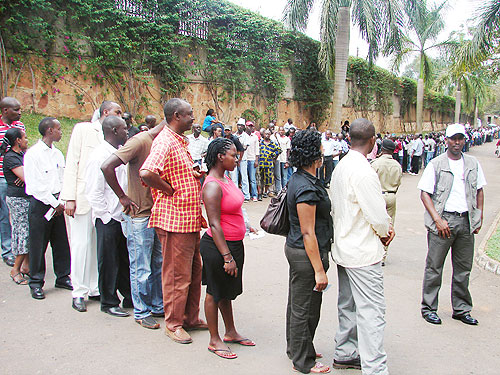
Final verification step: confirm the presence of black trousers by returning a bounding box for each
[95,218,131,309]
[320,155,334,186]
[28,197,71,289]
[411,155,421,174]
[285,245,329,373]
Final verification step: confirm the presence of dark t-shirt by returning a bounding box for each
[3,149,28,197]
[286,169,333,253]
[228,134,244,152]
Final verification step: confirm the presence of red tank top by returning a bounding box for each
[203,175,246,241]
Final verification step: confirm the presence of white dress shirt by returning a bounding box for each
[24,140,65,208]
[273,134,291,163]
[187,133,208,161]
[331,149,391,268]
[85,141,128,224]
[244,133,260,161]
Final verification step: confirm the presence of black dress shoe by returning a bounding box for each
[2,254,15,267]
[31,287,45,300]
[55,279,73,290]
[72,297,87,312]
[102,306,130,317]
[333,357,361,370]
[422,311,442,324]
[88,295,100,301]
[452,313,478,325]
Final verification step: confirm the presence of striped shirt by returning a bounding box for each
[0,119,25,178]
[141,126,202,233]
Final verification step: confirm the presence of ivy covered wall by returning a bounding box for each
[0,0,455,131]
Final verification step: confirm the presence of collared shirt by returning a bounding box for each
[187,133,208,161]
[371,154,403,193]
[85,141,128,224]
[321,138,340,158]
[0,119,25,178]
[141,126,202,233]
[331,149,391,268]
[339,139,349,153]
[273,134,291,163]
[24,140,65,208]
[412,139,424,156]
[243,132,260,161]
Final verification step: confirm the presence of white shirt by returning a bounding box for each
[417,156,486,213]
[273,134,291,163]
[412,139,424,156]
[187,133,208,161]
[85,141,128,224]
[243,133,260,161]
[24,140,65,208]
[331,150,391,268]
[284,122,293,132]
[234,132,249,160]
[427,138,436,153]
[322,138,340,158]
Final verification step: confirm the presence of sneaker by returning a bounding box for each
[252,197,258,202]
[136,315,160,329]
[332,357,361,370]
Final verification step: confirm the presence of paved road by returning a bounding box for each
[1,141,499,375]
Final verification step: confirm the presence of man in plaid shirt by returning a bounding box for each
[140,98,207,344]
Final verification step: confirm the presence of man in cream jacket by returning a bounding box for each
[61,101,123,312]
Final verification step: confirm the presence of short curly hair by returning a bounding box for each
[289,130,322,168]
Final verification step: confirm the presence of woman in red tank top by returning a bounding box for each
[201,138,255,360]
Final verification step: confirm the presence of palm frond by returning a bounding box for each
[318,0,341,76]
[351,0,382,62]
[282,0,317,31]
[381,0,405,57]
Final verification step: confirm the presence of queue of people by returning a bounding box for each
[0,95,494,374]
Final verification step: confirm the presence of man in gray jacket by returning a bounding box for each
[417,123,486,326]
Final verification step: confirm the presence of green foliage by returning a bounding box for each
[241,108,263,128]
[486,222,500,262]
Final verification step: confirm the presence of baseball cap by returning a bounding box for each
[245,121,254,127]
[446,123,466,138]
[224,124,232,131]
[237,118,245,125]
[381,139,396,152]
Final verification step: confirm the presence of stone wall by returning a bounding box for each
[6,54,453,133]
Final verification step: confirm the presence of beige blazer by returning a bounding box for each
[60,120,104,215]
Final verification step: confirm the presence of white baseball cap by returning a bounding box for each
[237,118,245,125]
[445,123,466,138]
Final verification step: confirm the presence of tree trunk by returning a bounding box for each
[416,78,424,132]
[329,6,350,131]
[473,98,478,128]
[454,90,461,124]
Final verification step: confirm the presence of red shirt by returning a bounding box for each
[203,175,245,241]
[141,126,202,233]
[0,119,25,178]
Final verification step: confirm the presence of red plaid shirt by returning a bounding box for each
[141,126,202,233]
[0,119,25,178]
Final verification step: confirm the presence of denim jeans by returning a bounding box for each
[274,162,289,192]
[246,160,257,199]
[240,160,250,200]
[425,151,434,166]
[122,214,163,319]
[0,177,12,257]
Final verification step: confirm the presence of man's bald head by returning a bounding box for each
[0,97,20,110]
[163,98,190,123]
[145,115,157,128]
[102,116,128,146]
[99,101,122,118]
[0,97,21,124]
[349,118,375,146]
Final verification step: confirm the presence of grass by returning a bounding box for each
[21,112,79,156]
[486,224,500,262]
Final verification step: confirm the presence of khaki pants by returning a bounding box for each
[155,229,202,331]
[382,193,397,262]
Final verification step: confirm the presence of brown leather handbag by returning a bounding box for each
[260,187,289,236]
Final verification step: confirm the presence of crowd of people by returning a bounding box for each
[0,95,495,374]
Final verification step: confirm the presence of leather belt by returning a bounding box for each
[444,211,468,217]
[382,191,397,194]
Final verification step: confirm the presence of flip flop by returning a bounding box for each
[208,346,237,359]
[10,272,28,285]
[223,338,256,346]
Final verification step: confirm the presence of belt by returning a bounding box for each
[382,191,397,194]
[323,155,334,158]
[444,211,468,217]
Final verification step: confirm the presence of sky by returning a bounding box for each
[226,0,484,71]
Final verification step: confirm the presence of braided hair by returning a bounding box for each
[289,129,322,168]
[205,137,234,171]
[0,127,23,156]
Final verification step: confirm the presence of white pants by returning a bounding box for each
[335,262,389,375]
[69,212,99,298]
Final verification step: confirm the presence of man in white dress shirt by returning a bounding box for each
[85,116,131,317]
[320,130,341,187]
[330,118,394,374]
[61,101,123,313]
[25,117,72,300]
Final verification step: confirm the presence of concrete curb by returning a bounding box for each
[475,209,500,276]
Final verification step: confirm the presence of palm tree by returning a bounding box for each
[390,0,451,132]
[283,0,402,129]
[455,0,500,73]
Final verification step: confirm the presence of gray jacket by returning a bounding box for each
[424,153,482,234]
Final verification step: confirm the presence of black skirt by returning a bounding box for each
[200,233,244,303]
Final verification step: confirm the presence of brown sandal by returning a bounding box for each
[10,272,28,285]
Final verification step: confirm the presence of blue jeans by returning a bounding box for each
[122,214,163,320]
[425,152,434,166]
[0,178,12,257]
[246,160,257,199]
[240,160,250,200]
